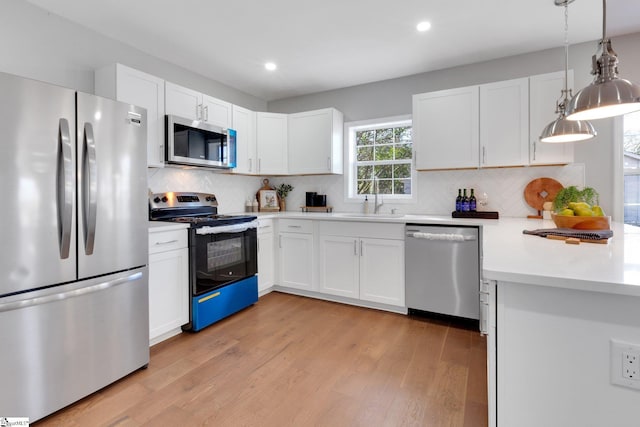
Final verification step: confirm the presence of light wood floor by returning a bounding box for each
[36,292,487,427]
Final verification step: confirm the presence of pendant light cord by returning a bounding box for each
[563,2,569,96]
[602,0,607,41]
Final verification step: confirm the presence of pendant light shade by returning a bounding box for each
[540,116,596,143]
[566,0,640,120]
[540,0,596,143]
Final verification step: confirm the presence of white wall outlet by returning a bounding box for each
[623,351,639,380]
[611,339,640,391]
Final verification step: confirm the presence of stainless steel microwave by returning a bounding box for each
[165,114,236,169]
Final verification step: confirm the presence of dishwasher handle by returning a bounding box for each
[406,231,477,241]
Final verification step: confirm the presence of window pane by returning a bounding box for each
[394,144,412,160]
[375,128,393,145]
[394,127,412,143]
[624,175,640,226]
[357,146,373,161]
[375,145,393,161]
[357,180,373,195]
[374,164,393,179]
[377,179,392,194]
[394,179,411,195]
[351,121,413,199]
[357,165,373,180]
[394,164,411,179]
[356,130,374,146]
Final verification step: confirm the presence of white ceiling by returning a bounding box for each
[25,0,640,101]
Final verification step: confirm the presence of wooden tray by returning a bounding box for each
[301,206,333,213]
[452,211,499,219]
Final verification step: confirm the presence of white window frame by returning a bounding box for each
[343,115,417,205]
[615,112,640,225]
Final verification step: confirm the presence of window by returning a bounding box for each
[345,116,414,202]
[623,111,640,226]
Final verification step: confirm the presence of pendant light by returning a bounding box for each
[540,0,596,143]
[565,0,640,121]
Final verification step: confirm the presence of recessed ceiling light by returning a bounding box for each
[416,21,431,32]
[265,62,277,71]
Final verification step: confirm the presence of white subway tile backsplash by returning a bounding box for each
[148,164,584,217]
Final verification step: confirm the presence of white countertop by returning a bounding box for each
[149,211,640,297]
[242,211,640,297]
[148,221,190,232]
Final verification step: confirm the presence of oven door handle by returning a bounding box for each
[195,220,259,235]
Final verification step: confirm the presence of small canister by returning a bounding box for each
[313,194,327,207]
[306,192,317,207]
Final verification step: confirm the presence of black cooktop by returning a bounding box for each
[149,191,256,228]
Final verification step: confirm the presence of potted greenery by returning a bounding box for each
[276,183,294,211]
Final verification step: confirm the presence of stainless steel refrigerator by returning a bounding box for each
[0,71,149,422]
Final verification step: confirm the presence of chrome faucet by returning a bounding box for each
[373,177,384,214]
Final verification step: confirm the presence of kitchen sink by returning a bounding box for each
[332,213,405,219]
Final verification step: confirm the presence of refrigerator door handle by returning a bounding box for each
[82,122,98,255]
[0,271,143,314]
[57,118,73,259]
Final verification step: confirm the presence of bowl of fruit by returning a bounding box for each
[551,186,610,230]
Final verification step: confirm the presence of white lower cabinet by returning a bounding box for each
[148,227,189,346]
[317,222,405,308]
[257,219,274,294]
[278,220,314,291]
[318,235,360,298]
[359,238,404,306]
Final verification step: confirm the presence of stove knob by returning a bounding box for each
[161,196,168,203]
[153,197,161,203]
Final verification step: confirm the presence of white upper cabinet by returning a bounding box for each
[94,63,166,168]
[413,72,574,170]
[165,81,232,129]
[413,86,480,170]
[232,105,257,175]
[529,70,575,165]
[288,108,344,175]
[256,112,288,175]
[480,77,529,167]
[165,81,201,120]
[202,94,233,129]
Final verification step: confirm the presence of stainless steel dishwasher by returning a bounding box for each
[405,224,480,320]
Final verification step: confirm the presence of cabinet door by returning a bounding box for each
[480,78,529,167]
[232,105,257,174]
[359,238,404,306]
[95,64,166,168]
[288,108,343,175]
[256,112,288,174]
[278,232,313,290]
[413,86,479,170]
[202,94,232,128]
[165,81,202,120]
[148,248,189,345]
[529,71,575,165]
[318,235,359,298]
[257,231,274,292]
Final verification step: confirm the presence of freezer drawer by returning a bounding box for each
[0,268,149,422]
[405,225,480,320]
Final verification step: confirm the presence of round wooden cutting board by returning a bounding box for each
[524,177,564,218]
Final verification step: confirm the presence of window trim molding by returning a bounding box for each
[614,116,624,223]
[343,114,416,205]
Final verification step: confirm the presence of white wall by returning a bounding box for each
[269,32,640,216]
[0,0,267,111]
[4,0,639,216]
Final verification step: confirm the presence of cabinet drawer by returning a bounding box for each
[278,219,313,234]
[258,218,274,234]
[149,229,188,254]
[319,221,403,240]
